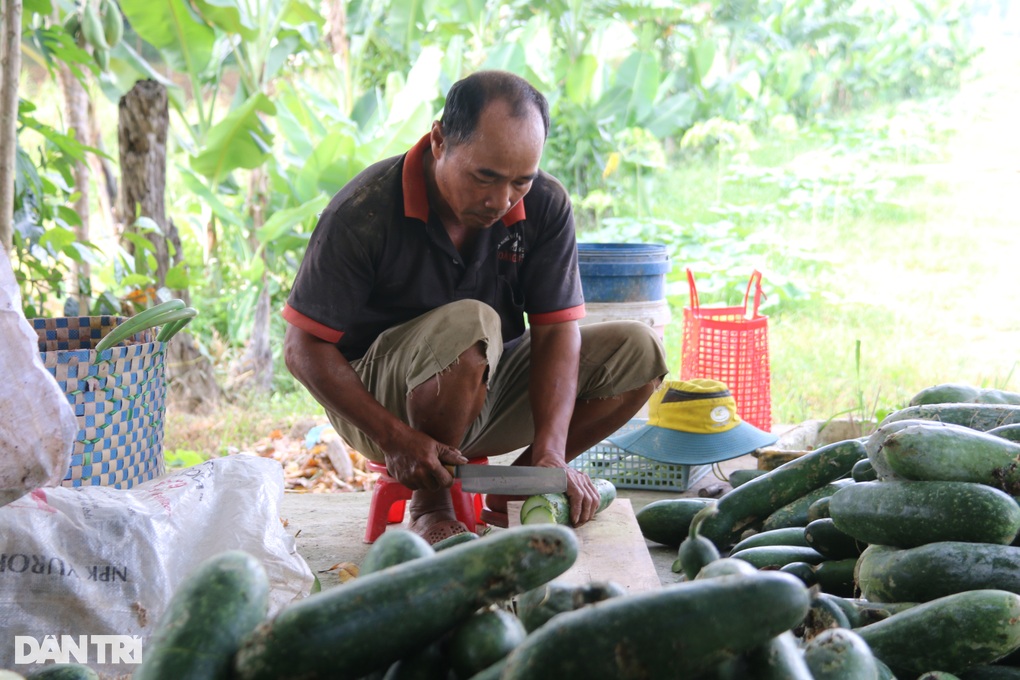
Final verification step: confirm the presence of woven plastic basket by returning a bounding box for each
[680,269,772,432]
[32,316,167,489]
[568,419,713,492]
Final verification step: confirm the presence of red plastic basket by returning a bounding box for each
[679,269,772,432]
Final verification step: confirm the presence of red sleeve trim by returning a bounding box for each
[528,304,586,326]
[282,304,344,343]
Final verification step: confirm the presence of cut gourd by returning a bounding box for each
[519,479,616,526]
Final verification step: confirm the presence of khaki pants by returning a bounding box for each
[327,300,668,462]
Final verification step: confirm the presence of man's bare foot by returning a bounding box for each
[482,493,527,515]
[481,493,528,528]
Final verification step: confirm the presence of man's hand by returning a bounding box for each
[531,453,599,527]
[563,466,600,526]
[382,426,468,491]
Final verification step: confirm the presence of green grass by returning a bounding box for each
[165,386,322,457]
[649,38,1020,425]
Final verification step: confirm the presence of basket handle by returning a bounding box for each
[686,268,700,311]
[743,270,765,319]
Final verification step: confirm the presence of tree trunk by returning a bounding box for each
[118,79,220,411]
[325,0,349,66]
[324,0,352,113]
[228,168,273,395]
[228,283,273,395]
[118,79,174,290]
[0,0,23,253]
[165,332,222,412]
[56,57,91,311]
[88,96,118,233]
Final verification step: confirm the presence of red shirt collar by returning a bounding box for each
[402,133,527,227]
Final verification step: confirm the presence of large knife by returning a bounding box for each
[444,465,568,494]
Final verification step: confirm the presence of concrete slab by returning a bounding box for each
[280,452,759,590]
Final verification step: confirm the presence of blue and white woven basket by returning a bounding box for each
[32,316,167,489]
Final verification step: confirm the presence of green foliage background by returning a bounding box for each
[13,0,996,430]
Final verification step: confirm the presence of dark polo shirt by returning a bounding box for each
[283,134,586,361]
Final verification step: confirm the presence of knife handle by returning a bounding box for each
[443,465,459,477]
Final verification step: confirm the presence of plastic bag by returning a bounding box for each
[0,454,315,678]
[0,248,77,505]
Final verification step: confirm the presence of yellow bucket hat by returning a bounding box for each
[608,379,777,465]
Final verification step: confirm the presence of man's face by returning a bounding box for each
[431,99,545,230]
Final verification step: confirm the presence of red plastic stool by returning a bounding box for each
[364,457,489,543]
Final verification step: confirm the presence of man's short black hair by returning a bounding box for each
[439,70,550,147]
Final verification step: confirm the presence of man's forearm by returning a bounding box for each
[527,321,581,462]
[283,325,407,451]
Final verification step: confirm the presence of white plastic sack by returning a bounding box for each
[0,247,77,505]
[0,454,315,678]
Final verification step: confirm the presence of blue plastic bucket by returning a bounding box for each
[577,243,671,303]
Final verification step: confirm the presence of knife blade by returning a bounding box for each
[444,465,568,494]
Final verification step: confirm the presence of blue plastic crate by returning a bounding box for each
[569,419,712,492]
